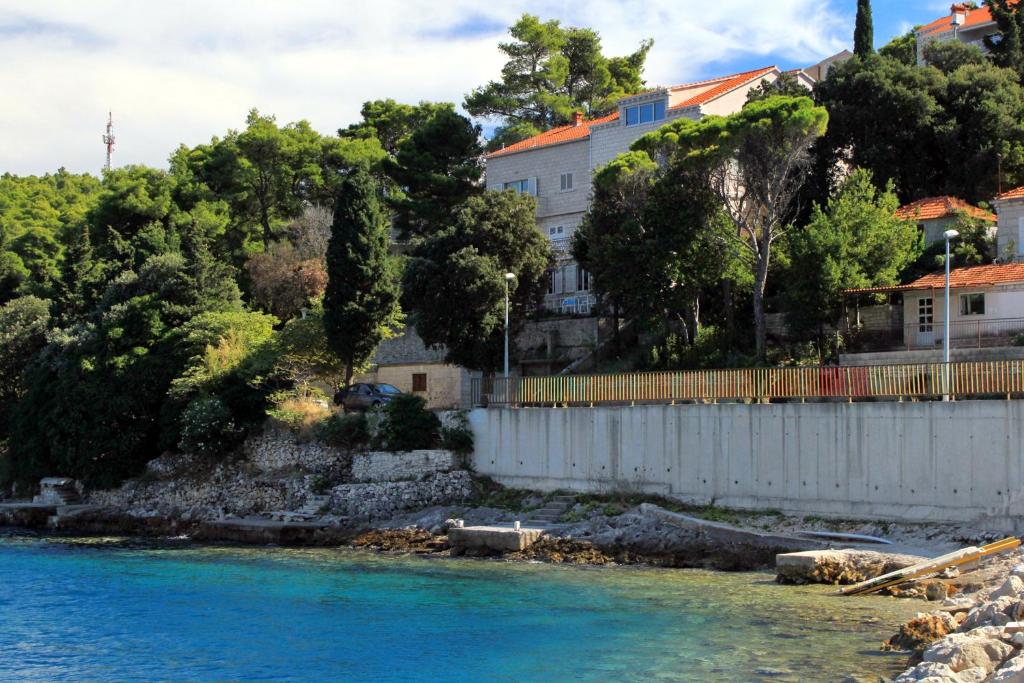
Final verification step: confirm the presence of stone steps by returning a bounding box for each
[298,494,332,516]
[525,495,576,526]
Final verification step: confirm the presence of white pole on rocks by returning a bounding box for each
[943,229,959,401]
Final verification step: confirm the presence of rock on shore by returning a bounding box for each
[892,554,1024,682]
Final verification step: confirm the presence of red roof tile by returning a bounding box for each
[844,263,1024,294]
[486,66,777,159]
[486,112,618,158]
[996,186,1024,201]
[895,196,996,222]
[918,3,1001,36]
[669,66,777,110]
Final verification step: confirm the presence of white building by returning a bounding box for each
[916,3,1001,65]
[994,185,1024,261]
[484,65,788,314]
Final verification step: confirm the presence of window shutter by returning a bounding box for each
[527,177,538,196]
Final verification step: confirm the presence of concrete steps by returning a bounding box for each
[525,494,575,526]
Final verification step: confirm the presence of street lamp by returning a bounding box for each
[504,272,516,379]
[943,229,960,399]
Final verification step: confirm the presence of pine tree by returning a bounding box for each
[58,224,100,320]
[322,169,401,385]
[985,0,1024,78]
[854,0,874,58]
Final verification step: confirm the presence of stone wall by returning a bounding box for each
[469,400,1024,528]
[327,471,473,520]
[352,450,459,483]
[243,428,347,474]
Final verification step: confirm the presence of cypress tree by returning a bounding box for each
[854,0,874,58]
[323,168,400,385]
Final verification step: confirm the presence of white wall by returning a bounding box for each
[903,286,1024,342]
[469,401,1024,528]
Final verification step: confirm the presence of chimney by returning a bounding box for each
[572,111,584,127]
[951,3,968,26]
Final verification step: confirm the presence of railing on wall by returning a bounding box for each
[471,361,1024,407]
[845,317,1024,352]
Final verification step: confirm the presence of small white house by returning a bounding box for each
[895,196,996,247]
[993,186,1024,261]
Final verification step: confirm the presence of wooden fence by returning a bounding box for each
[470,361,1024,407]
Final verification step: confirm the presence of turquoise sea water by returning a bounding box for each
[0,537,918,682]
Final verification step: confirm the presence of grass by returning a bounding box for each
[468,476,542,512]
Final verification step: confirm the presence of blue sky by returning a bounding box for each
[0,1,958,175]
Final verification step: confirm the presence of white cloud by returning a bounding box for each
[0,0,850,176]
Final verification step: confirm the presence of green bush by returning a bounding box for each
[178,396,240,457]
[440,411,474,455]
[1013,333,1024,347]
[314,412,369,450]
[379,394,440,451]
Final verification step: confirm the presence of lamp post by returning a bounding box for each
[943,229,960,399]
[504,272,516,380]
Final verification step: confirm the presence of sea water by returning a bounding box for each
[0,536,920,682]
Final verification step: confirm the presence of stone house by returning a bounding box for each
[355,328,474,410]
[916,2,1002,65]
[895,196,996,247]
[994,186,1024,261]
[483,65,789,315]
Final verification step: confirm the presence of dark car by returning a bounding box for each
[333,382,403,411]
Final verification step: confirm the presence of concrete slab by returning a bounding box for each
[776,548,927,585]
[448,525,546,552]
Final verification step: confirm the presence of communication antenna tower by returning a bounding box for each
[102,112,115,171]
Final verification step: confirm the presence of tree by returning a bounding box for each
[322,169,401,385]
[464,14,652,149]
[637,96,829,360]
[814,53,1024,205]
[985,0,1024,78]
[403,191,552,371]
[340,100,451,157]
[903,210,997,281]
[0,296,50,439]
[854,0,874,58]
[746,73,809,104]
[879,29,918,66]
[573,151,737,349]
[245,242,327,321]
[784,169,919,343]
[386,108,484,240]
[923,40,987,74]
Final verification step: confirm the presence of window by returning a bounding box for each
[560,172,573,192]
[918,298,934,332]
[548,225,564,236]
[577,267,591,292]
[412,373,427,392]
[503,179,529,193]
[1018,217,1024,255]
[960,293,985,316]
[624,100,666,127]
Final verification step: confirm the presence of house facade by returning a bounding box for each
[994,186,1024,260]
[355,328,474,409]
[895,196,996,247]
[841,263,1024,365]
[484,65,786,314]
[916,3,1001,65]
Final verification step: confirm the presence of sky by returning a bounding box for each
[0,0,957,176]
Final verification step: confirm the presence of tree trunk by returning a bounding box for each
[722,279,735,347]
[344,362,354,388]
[612,302,621,355]
[752,243,772,362]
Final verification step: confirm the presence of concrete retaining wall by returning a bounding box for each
[352,450,458,483]
[469,401,1024,528]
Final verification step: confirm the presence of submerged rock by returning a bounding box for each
[505,538,614,565]
[349,528,448,553]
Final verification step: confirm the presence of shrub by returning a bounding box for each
[379,394,440,451]
[314,412,369,450]
[440,411,474,455]
[178,396,241,457]
[267,389,332,440]
[1013,333,1024,347]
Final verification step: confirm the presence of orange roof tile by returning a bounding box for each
[486,66,777,159]
[669,66,777,110]
[917,3,1003,36]
[996,186,1024,201]
[486,112,618,158]
[895,196,996,222]
[844,263,1024,295]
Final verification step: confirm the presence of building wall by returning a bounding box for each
[589,108,697,170]
[358,363,470,410]
[484,139,591,220]
[997,199,1024,260]
[902,286,1024,341]
[469,401,1024,528]
[917,24,993,65]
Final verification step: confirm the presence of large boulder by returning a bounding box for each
[989,654,1024,682]
[992,576,1024,601]
[894,661,960,682]
[921,631,1014,675]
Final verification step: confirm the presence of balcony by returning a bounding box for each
[844,318,1024,353]
[542,291,597,316]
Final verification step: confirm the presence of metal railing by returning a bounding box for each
[471,360,1024,407]
[845,318,1024,352]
